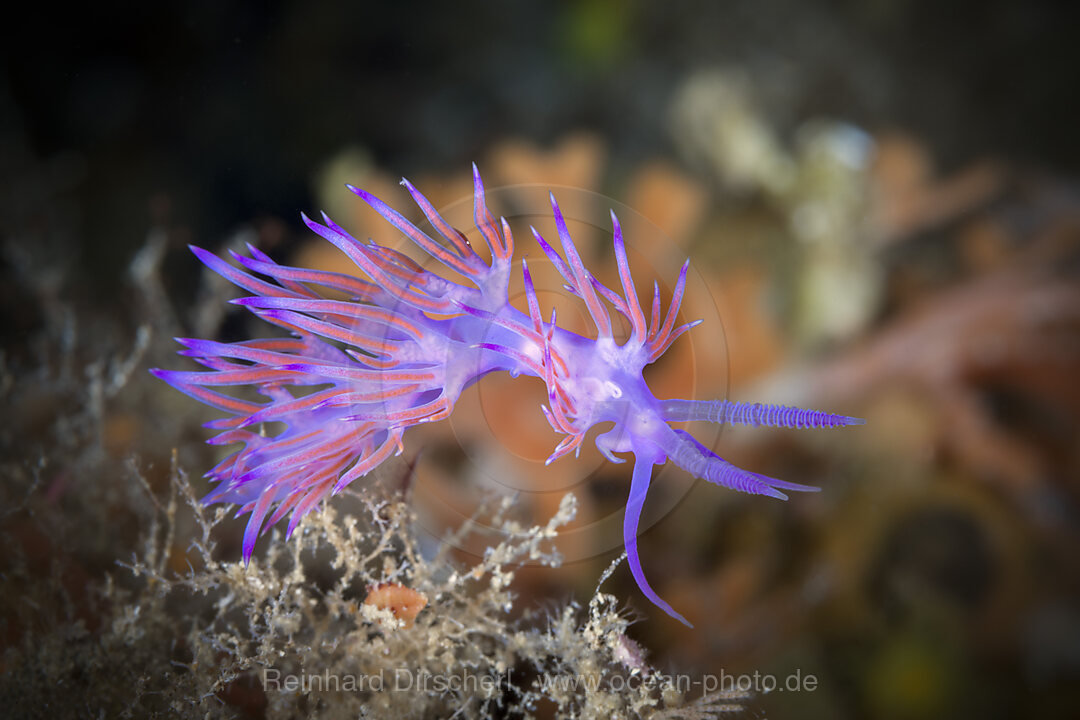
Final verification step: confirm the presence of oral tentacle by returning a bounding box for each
[625,453,692,627]
[654,425,820,499]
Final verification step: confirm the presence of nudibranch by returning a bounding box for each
[152,165,863,625]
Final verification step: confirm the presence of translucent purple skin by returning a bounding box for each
[152,165,864,625]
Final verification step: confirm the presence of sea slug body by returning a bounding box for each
[153,165,864,625]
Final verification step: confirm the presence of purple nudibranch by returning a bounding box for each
[152,165,864,625]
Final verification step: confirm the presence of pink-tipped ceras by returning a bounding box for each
[153,165,864,625]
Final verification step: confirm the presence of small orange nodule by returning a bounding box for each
[363,583,428,627]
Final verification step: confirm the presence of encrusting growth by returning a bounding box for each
[153,165,864,625]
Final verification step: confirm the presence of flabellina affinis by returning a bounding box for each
[152,165,864,625]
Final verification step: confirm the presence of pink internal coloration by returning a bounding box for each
[152,165,864,625]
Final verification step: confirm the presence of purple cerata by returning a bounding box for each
[153,165,864,625]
